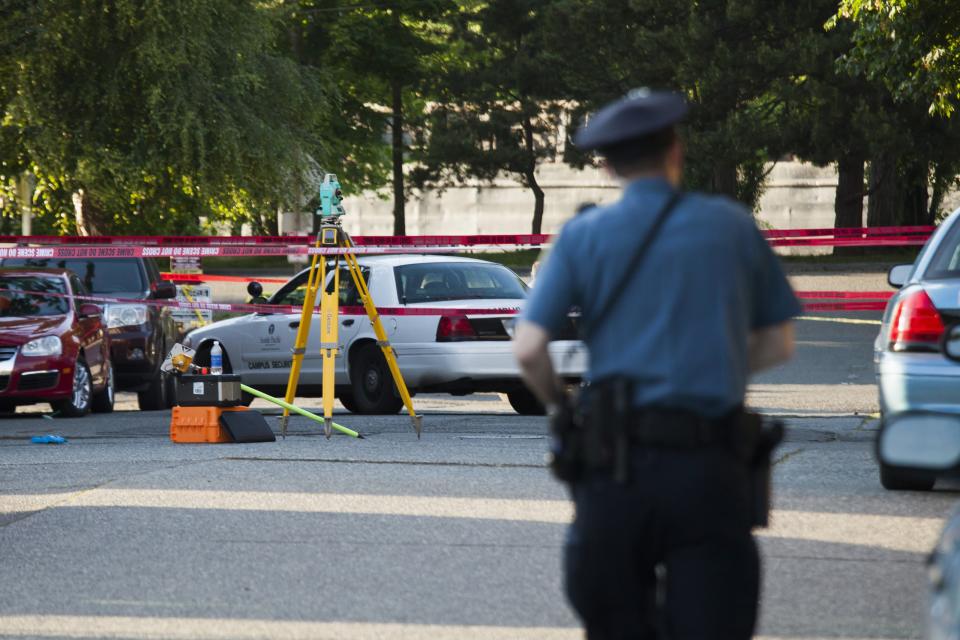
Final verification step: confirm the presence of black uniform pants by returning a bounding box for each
[564,445,759,640]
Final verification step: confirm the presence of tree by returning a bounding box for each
[288,0,457,236]
[411,0,563,234]
[833,1,960,117]
[545,0,836,210]
[776,9,880,231]
[830,0,960,226]
[1,0,331,235]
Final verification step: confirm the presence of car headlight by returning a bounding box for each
[21,336,62,357]
[105,304,148,328]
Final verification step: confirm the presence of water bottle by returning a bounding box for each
[210,341,223,376]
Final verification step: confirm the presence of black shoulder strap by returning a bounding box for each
[584,191,683,337]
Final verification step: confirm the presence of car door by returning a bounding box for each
[331,265,367,384]
[69,274,108,386]
[240,271,316,385]
[240,266,365,386]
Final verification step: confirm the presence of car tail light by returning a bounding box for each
[889,289,945,352]
[436,314,477,341]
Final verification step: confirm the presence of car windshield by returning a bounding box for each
[0,258,145,293]
[394,262,527,304]
[0,276,69,316]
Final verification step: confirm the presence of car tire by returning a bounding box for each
[0,401,16,416]
[338,392,360,413]
[91,362,115,413]
[880,463,936,491]
[137,370,168,411]
[507,389,546,415]
[53,360,93,417]
[349,344,403,414]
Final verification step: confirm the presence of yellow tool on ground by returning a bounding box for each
[279,174,421,439]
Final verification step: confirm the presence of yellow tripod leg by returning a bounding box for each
[343,248,422,437]
[319,257,339,438]
[279,250,325,438]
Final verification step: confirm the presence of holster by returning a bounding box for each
[734,411,784,529]
[549,377,784,529]
[546,396,585,483]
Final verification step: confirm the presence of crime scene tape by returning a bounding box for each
[0,234,551,248]
[0,287,521,317]
[161,273,289,284]
[0,284,889,317]
[796,290,891,312]
[763,225,934,238]
[767,237,925,247]
[0,224,935,251]
[795,291,893,300]
[0,244,536,260]
[801,301,887,311]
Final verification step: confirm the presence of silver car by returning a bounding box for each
[876,209,960,489]
[183,255,587,415]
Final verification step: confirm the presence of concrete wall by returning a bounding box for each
[279,160,960,245]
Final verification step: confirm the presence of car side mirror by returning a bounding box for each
[152,281,178,299]
[79,303,102,318]
[888,264,912,288]
[247,281,263,299]
[878,412,960,472]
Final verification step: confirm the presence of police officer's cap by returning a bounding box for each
[573,89,688,152]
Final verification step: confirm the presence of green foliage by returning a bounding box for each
[833,0,960,117]
[544,0,833,210]
[1,0,332,234]
[287,0,459,233]
[411,0,564,233]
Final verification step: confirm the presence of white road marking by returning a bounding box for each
[798,316,881,326]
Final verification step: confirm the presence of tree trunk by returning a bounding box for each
[899,162,929,226]
[391,79,405,236]
[834,154,865,229]
[930,162,951,222]
[867,154,898,227]
[71,189,105,236]
[525,170,545,235]
[521,118,545,234]
[711,162,738,198]
[833,154,866,257]
[15,172,34,235]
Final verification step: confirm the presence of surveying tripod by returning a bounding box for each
[279,175,421,439]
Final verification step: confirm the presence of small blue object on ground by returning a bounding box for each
[30,435,67,444]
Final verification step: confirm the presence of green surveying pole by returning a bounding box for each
[240,384,362,439]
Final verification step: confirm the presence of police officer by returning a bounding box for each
[513,89,801,639]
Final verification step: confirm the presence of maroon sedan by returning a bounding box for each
[0,269,113,416]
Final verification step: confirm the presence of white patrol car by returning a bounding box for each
[183,255,587,414]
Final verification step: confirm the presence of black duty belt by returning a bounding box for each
[624,407,733,449]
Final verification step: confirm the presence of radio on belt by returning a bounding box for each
[174,373,243,407]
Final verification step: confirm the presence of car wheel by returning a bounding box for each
[137,369,168,411]
[349,344,403,414]
[0,401,16,416]
[507,389,546,415]
[91,362,115,413]
[338,392,360,413]
[53,360,93,417]
[880,463,936,491]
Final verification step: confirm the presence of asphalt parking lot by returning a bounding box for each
[0,306,954,640]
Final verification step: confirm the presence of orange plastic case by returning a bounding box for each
[170,405,249,443]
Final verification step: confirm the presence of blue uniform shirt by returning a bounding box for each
[524,177,802,417]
